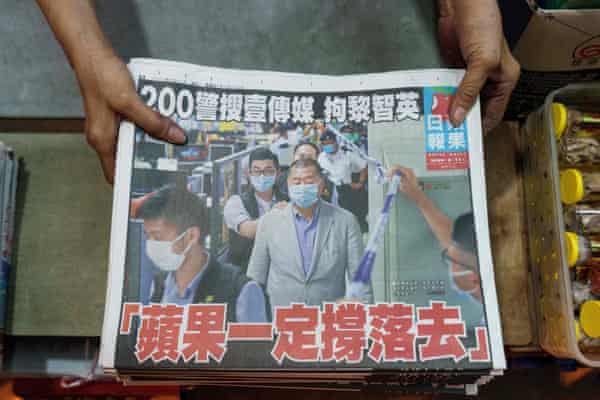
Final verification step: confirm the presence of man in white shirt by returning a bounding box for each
[317,129,368,232]
[269,122,298,169]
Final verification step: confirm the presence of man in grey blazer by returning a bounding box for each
[247,158,373,312]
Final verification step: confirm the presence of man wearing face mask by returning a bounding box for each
[137,186,268,323]
[247,159,372,312]
[318,129,369,232]
[388,165,483,306]
[224,148,287,273]
[276,142,338,205]
[445,213,482,304]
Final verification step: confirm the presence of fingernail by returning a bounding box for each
[452,106,466,127]
[168,125,187,144]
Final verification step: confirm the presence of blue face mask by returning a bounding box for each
[250,175,276,193]
[289,183,319,208]
[322,144,336,154]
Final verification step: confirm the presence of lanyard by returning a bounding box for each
[350,174,401,289]
[320,126,403,293]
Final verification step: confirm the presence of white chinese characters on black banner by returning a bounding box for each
[138,81,423,124]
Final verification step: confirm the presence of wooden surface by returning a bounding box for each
[485,122,535,347]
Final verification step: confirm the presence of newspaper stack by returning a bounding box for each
[0,143,18,368]
[100,59,505,396]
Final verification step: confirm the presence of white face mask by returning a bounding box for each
[146,229,192,271]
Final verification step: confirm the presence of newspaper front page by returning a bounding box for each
[100,59,504,383]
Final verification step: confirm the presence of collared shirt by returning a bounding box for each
[318,149,367,185]
[159,253,267,322]
[161,255,210,306]
[224,192,276,233]
[269,136,297,167]
[292,202,320,277]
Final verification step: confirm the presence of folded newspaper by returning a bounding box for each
[100,59,505,395]
[0,143,18,369]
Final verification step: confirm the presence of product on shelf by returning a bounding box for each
[564,232,600,267]
[553,103,600,140]
[560,169,600,204]
[560,138,600,166]
[553,103,600,165]
[563,204,600,234]
[580,300,600,340]
[575,320,600,353]
[572,280,593,310]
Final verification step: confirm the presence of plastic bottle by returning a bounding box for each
[560,169,600,204]
[575,319,600,353]
[553,103,600,140]
[564,232,600,268]
[580,300,600,340]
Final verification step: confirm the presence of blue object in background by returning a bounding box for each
[138,224,158,305]
[557,358,579,372]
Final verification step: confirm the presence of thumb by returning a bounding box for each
[450,61,491,127]
[115,92,187,145]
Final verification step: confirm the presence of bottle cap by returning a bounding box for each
[580,300,600,338]
[564,232,580,267]
[552,102,568,139]
[560,169,584,205]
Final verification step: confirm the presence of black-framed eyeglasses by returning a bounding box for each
[441,248,476,271]
[250,167,277,176]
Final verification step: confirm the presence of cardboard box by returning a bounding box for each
[502,1,600,118]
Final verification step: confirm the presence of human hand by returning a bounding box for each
[387,165,422,202]
[437,0,520,133]
[76,52,186,183]
[35,0,187,184]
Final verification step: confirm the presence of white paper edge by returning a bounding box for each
[466,98,506,370]
[99,70,138,370]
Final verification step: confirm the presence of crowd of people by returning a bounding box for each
[132,133,483,324]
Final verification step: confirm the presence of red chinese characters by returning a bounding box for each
[417,301,467,362]
[181,304,227,363]
[134,304,184,363]
[321,303,367,363]
[121,303,228,364]
[368,303,416,362]
[118,301,486,366]
[271,304,320,363]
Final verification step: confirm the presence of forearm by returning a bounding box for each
[36,0,115,71]
[413,191,453,249]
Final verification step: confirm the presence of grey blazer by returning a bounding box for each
[247,201,373,311]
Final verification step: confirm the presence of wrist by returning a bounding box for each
[71,40,117,78]
[412,189,428,208]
